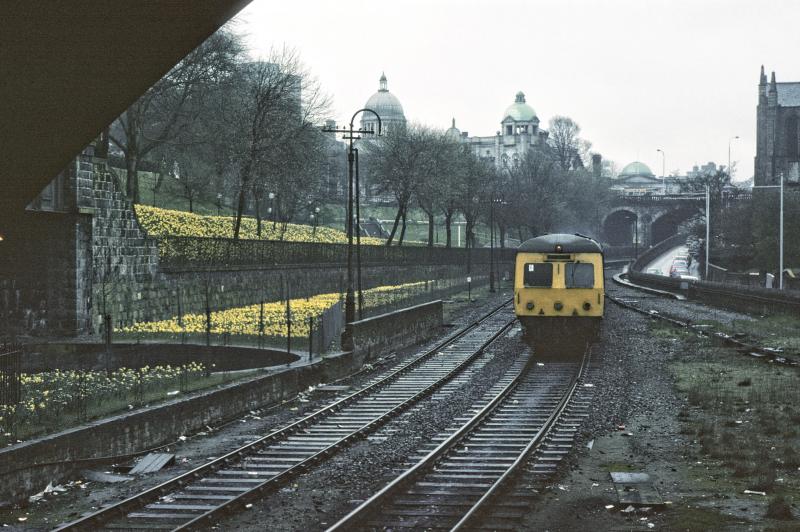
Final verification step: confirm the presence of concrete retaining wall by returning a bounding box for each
[352,300,443,361]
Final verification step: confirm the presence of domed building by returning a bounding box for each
[448,91,549,168]
[361,73,406,134]
[445,118,463,140]
[611,161,664,195]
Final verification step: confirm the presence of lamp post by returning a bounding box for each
[705,184,711,280]
[216,193,223,215]
[752,173,785,289]
[322,109,382,350]
[314,206,321,235]
[728,135,740,180]
[268,192,276,228]
[489,196,496,293]
[656,148,666,194]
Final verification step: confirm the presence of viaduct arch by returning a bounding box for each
[601,195,704,249]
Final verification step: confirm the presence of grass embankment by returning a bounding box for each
[656,321,799,526]
[711,314,800,352]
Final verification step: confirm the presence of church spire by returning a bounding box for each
[768,71,778,107]
[379,72,387,92]
[760,65,767,85]
[452,118,456,128]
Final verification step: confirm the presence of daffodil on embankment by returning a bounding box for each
[120,282,432,339]
[0,363,233,444]
[134,205,384,245]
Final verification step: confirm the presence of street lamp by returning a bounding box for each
[268,192,276,228]
[656,149,666,194]
[322,109,382,350]
[489,197,496,293]
[728,136,740,180]
[705,184,711,280]
[488,197,505,293]
[752,173,785,289]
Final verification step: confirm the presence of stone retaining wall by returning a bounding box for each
[2,145,512,337]
[0,349,359,505]
[0,298,449,505]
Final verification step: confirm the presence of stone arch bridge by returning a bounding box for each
[601,194,705,248]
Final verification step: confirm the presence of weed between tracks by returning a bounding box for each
[658,320,800,523]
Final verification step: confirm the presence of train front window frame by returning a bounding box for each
[565,262,594,288]
[523,263,553,287]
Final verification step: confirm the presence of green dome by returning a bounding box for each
[619,161,655,177]
[502,91,537,122]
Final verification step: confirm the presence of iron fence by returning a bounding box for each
[157,236,517,272]
[0,344,21,438]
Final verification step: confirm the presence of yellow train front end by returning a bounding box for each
[514,234,604,341]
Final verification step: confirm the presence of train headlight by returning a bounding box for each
[583,302,592,311]
[554,301,563,311]
[526,301,534,310]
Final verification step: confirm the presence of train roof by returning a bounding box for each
[517,233,603,253]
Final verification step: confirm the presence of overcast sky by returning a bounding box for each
[237,0,800,181]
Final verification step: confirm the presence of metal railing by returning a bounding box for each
[157,236,517,271]
[0,345,21,439]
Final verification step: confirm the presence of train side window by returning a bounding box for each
[523,263,552,287]
[565,263,594,288]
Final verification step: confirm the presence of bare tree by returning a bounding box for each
[364,123,433,246]
[174,158,212,213]
[213,47,329,239]
[548,116,591,172]
[414,130,460,246]
[110,29,243,203]
[505,150,565,236]
[455,149,492,250]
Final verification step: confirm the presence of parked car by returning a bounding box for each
[670,267,690,278]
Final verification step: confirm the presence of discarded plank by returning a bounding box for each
[130,453,175,475]
[83,470,133,483]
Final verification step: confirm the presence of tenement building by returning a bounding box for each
[755,66,800,185]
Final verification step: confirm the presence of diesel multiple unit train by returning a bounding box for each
[514,233,605,339]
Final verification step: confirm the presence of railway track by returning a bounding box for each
[54,301,515,531]
[607,293,799,367]
[327,344,590,531]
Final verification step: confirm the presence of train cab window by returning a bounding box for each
[523,263,552,287]
[565,263,594,288]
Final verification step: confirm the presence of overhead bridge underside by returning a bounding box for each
[0,1,251,230]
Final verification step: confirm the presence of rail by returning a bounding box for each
[157,236,518,272]
[54,300,514,531]
[328,345,590,531]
